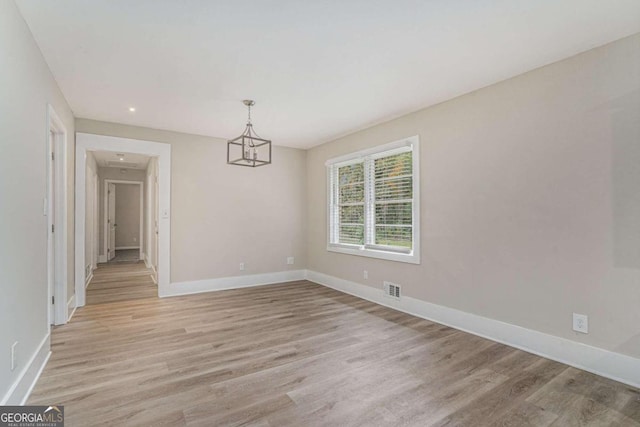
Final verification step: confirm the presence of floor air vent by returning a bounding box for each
[383,281,401,299]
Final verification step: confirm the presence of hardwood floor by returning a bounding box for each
[30,280,640,426]
[86,262,156,305]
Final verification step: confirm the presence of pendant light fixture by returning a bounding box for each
[227,100,272,167]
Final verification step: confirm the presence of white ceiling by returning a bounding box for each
[17,1,640,149]
[91,150,151,170]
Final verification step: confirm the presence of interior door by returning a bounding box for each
[108,183,117,261]
[49,131,56,324]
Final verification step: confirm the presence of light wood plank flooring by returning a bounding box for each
[30,280,640,426]
[86,262,157,305]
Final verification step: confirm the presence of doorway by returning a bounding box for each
[47,105,68,326]
[75,133,171,310]
[104,180,144,263]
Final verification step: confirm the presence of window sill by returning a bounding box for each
[327,244,420,264]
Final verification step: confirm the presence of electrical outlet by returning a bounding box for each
[573,313,588,334]
[239,262,245,271]
[363,270,368,279]
[287,257,294,265]
[11,342,17,371]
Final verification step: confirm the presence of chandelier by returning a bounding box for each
[227,100,272,167]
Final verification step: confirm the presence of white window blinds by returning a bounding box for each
[334,162,365,245]
[368,149,413,252]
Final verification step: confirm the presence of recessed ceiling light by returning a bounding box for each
[129,107,136,112]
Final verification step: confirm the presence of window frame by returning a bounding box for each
[326,136,420,264]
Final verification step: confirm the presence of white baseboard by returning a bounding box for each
[151,264,158,284]
[85,272,93,289]
[162,270,306,298]
[115,246,139,250]
[0,333,51,405]
[98,255,107,263]
[67,294,77,322]
[142,253,151,269]
[306,270,640,389]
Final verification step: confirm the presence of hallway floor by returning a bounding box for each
[87,262,157,305]
[108,248,140,263]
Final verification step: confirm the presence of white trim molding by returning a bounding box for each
[115,246,140,250]
[67,295,77,322]
[305,270,640,390]
[142,252,151,269]
[162,270,307,298]
[0,334,51,405]
[75,133,171,308]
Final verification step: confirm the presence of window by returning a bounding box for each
[327,136,420,264]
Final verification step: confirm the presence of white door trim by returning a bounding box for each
[75,133,171,308]
[93,170,99,270]
[103,179,144,261]
[47,104,68,326]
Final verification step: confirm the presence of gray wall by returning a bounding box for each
[0,0,75,401]
[306,33,640,358]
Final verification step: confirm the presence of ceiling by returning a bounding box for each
[91,151,151,170]
[16,1,640,149]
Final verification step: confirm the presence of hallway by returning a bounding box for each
[108,249,140,263]
[87,262,157,305]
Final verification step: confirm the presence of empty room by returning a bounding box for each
[1,0,639,426]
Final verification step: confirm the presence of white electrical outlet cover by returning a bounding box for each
[572,313,588,334]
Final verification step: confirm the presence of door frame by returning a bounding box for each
[93,169,99,270]
[103,179,144,261]
[145,160,159,282]
[47,104,68,326]
[75,133,171,308]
